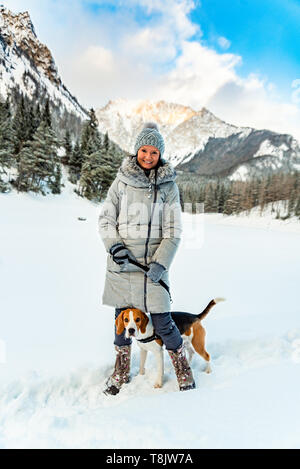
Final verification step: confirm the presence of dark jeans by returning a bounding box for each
[114,307,183,351]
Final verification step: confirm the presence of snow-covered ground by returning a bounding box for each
[0,177,300,449]
[204,201,300,234]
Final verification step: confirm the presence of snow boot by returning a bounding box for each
[168,344,196,391]
[103,345,131,396]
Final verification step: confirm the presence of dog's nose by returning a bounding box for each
[128,328,135,336]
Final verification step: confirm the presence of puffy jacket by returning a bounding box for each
[98,155,182,313]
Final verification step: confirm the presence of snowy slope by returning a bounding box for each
[204,201,300,234]
[0,177,300,449]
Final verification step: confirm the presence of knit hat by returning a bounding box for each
[134,122,165,157]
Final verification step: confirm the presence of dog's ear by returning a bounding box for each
[140,312,149,334]
[115,310,126,335]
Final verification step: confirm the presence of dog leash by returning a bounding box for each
[128,258,173,304]
[112,247,173,303]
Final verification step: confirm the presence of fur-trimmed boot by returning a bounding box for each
[103,345,131,396]
[168,344,196,391]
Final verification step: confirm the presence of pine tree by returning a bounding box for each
[103,131,109,152]
[288,190,296,217]
[80,108,102,157]
[69,139,84,182]
[12,95,27,154]
[26,102,38,141]
[49,163,62,195]
[97,143,123,197]
[217,182,226,213]
[61,129,73,166]
[0,97,16,185]
[15,122,60,195]
[42,98,52,128]
[294,194,300,219]
[34,103,42,133]
[1,96,17,191]
[79,138,123,201]
[204,183,217,212]
[37,123,61,194]
[15,141,36,192]
[223,183,241,215]
[79,150,103,200]
[76,108,105,198]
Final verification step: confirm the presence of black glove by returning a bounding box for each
[146,262,166,283]
[109,243,137,266]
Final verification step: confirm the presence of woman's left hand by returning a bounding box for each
[146,262,166,283]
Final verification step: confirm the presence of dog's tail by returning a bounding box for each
[197,297,225,321]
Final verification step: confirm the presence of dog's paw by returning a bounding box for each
[139,369,145,375]
[154,382,162,389]
[205,364,212,374]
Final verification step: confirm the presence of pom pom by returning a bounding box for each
[142,122,159,131]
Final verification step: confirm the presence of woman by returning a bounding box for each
[99,122,195,395]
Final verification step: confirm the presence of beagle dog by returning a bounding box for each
[115,298,224,388]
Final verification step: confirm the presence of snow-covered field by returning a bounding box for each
[0,178,300,449]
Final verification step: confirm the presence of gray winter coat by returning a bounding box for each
[98,155,182,314]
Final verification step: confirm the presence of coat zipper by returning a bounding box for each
[144,174,158,313]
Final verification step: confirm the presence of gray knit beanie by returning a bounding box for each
[134,122,165,157]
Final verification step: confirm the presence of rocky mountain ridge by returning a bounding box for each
[96,98,300,180]
[0,5,88,136]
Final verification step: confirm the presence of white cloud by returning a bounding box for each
[131,0,200,40]
[121,26,177,63]
[208,77,300,140]
[80,46,115,73]
[153,40,242,111]
[291,79,300,104]
[218,36,231,50]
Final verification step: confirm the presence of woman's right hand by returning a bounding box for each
[109,243,137,266]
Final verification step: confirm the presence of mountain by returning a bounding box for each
[0,5,88,137]
[179,129,300,180]
[95,98,300,180]
[2,6,299,180]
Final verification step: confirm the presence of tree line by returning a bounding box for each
[0,93,124,199]
[0,93,65,195]
[1,92,300,218]
[177,171,300,219]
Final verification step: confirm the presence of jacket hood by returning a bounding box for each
[117,155,177,188]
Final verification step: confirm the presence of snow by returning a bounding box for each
[253,140,289,160]
[228,164,249,181]
[204,201,300,234]
[0,174,300,449]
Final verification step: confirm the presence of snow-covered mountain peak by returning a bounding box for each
[0,5,37,40]
[0,5,60,85]
[96,98,300,176]
[101,98,198,127]
[96,98,250,164]
[132,99,198,127]
[0,6,88,127]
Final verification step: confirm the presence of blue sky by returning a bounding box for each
[4,0,300,139]
[192,0,300,96]
[84,0,300,83]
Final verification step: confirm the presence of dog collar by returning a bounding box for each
[137,333,161,344]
